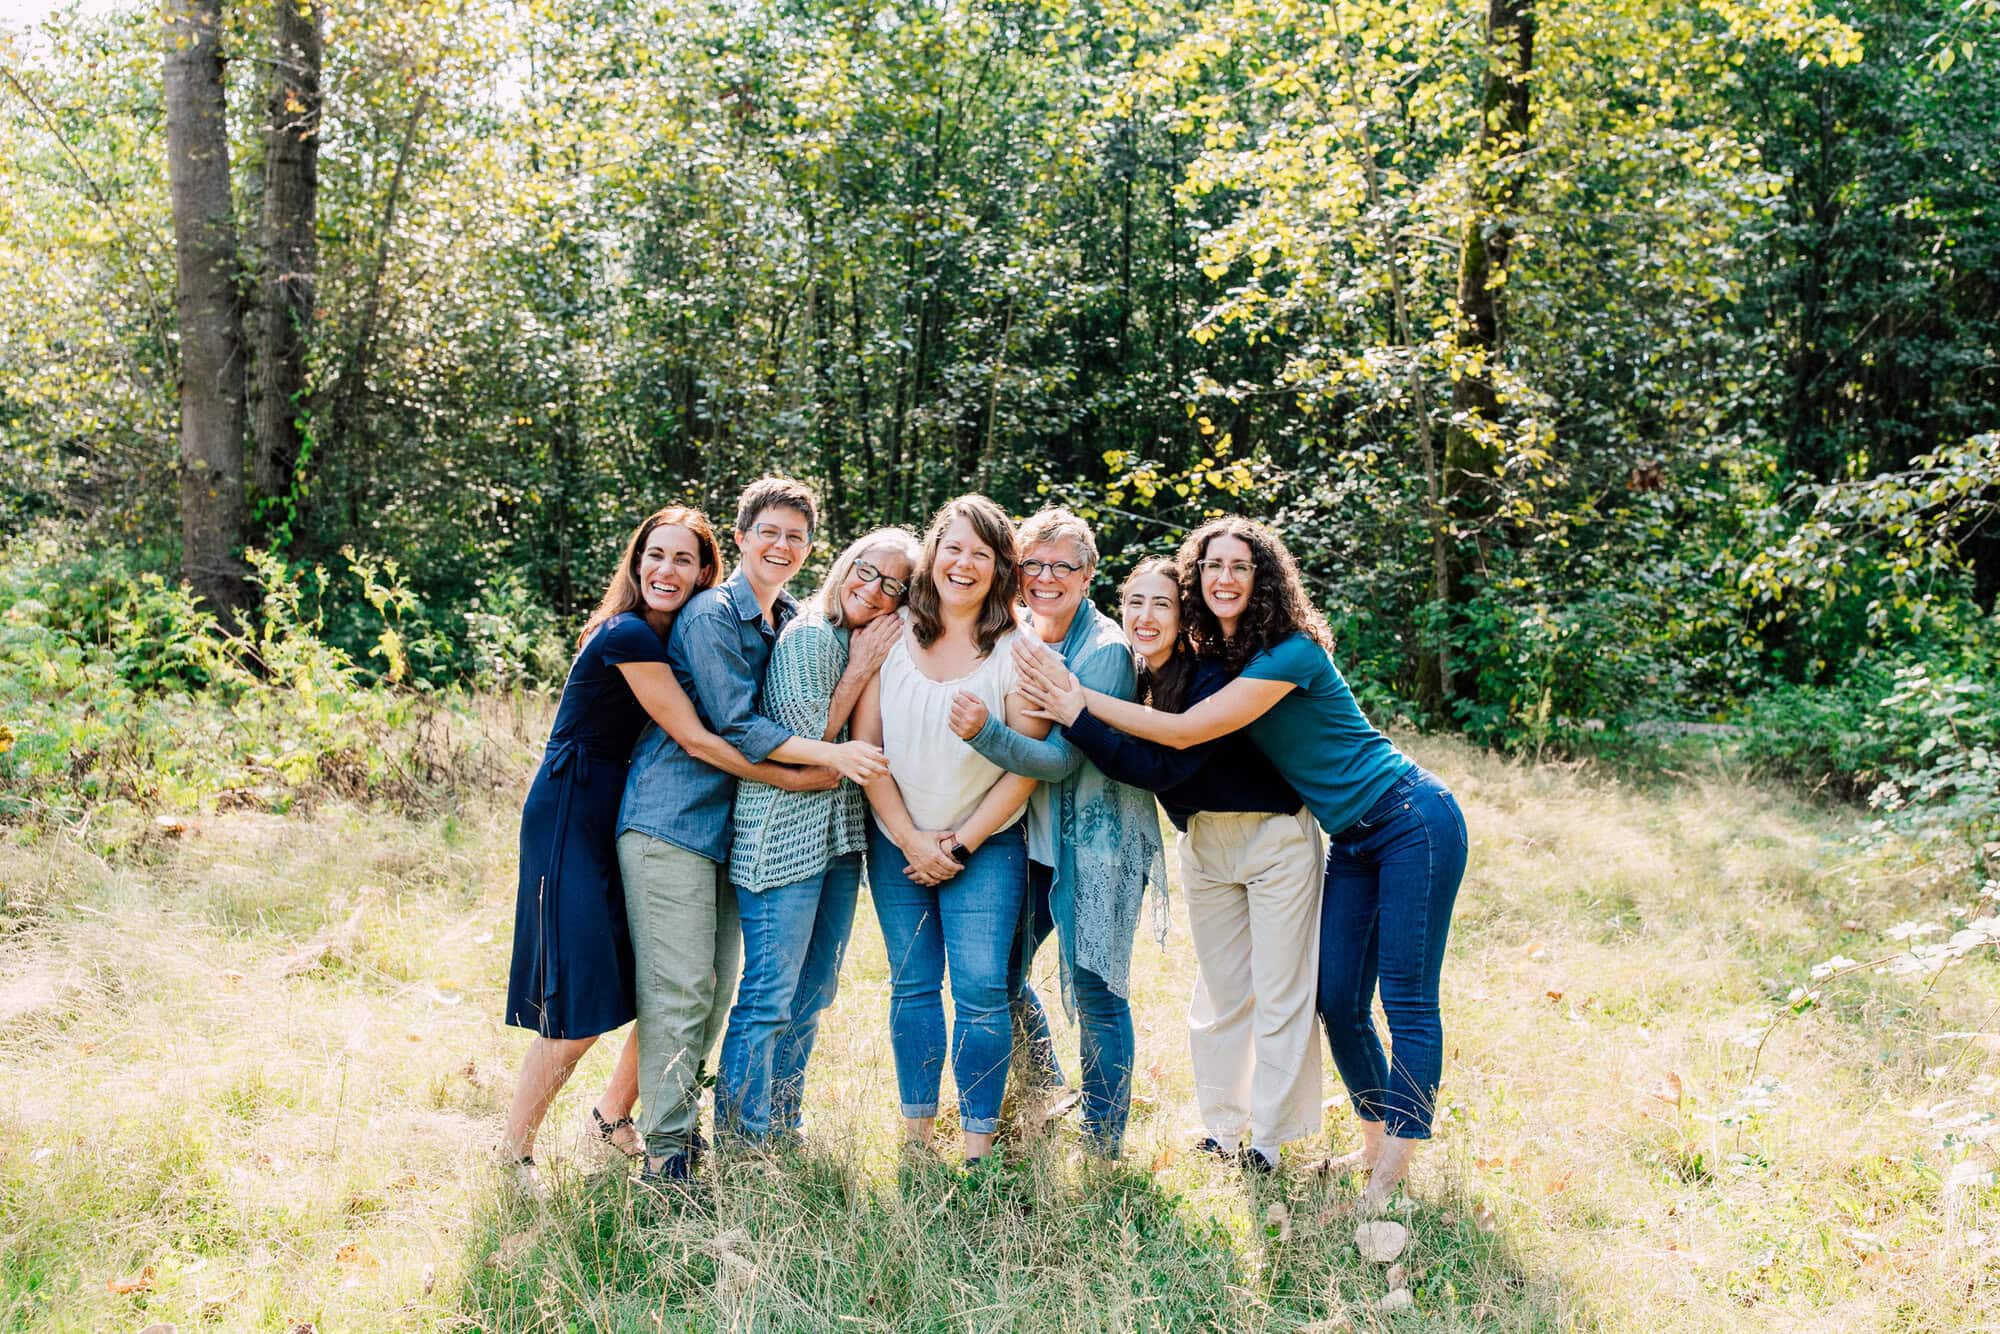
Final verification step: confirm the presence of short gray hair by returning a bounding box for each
[1015,507,1097,572]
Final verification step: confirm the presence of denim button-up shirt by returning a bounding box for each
[617,566,799,863]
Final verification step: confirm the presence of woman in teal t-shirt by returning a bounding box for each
[1015,516,1468,1211]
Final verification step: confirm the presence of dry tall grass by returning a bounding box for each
[3,735,1996,1330]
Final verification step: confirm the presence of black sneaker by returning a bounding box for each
[1238,1146,1279,1175]
[1195,1136,1235,1160]
[637,1152,691,1191]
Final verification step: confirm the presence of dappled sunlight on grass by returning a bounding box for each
[3,735,1997,1329]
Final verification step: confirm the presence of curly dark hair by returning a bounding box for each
[1176,516,1332,670]
[1121,557,1195,713]
[905,494,1021,655]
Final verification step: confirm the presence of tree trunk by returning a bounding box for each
[326,86,431,454]
[809,266,843,538]
[164,0,249,616]
[252,0,322,527]
[850,271,876,515]
[1417,0,1533,718]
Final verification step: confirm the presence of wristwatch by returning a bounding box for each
[944,837,972,865]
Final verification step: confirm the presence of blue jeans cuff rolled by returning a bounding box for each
[960,1114,1001,1136]
[900,1101,939,1119]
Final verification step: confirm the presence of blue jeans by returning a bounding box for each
[1317,766,1467,1141]
[1008,861,1135,1153]
[870,823,1026,1136]
[1007,863,1064,1092]
[716,853,863,1141]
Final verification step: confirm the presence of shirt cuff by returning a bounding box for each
[734,716,795,765]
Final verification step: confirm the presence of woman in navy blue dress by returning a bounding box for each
[500,506,836,1191]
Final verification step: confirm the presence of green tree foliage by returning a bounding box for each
[0,0,1993,799]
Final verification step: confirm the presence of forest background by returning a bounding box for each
[2,0,1997,827]
[1,0,1998,1327]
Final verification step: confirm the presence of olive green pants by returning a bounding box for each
[617,831,740,1159]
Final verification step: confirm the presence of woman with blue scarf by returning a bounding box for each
[950,508,1165,1157]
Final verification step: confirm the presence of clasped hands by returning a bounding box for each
[899,828,967,886]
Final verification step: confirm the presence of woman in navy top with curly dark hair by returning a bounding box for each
[499,506,833,1194]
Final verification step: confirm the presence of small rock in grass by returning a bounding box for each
[1354,1219,1408,1262]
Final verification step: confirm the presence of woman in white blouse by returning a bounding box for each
[852,494,1050,1166]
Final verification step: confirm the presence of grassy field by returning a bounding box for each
[3,733,1998,1331]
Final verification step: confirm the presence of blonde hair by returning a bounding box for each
[818,526,921,628]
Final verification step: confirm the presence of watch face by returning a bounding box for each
[950,842,972,864]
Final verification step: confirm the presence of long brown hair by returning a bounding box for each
[1123,557,1196,713]
[905,494,1020,655]
[578,506,724,646]
[1176,516,1332,670]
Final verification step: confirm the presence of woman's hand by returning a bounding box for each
[774,764,842,793]
[1013,639,1086,725]
[827,740,891,785]
[900,829,962,886]
[847,613,901,680]
[948,690,989,740]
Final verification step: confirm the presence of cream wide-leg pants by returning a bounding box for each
[1180,807,1326,1148]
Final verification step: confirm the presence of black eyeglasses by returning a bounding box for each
[854,560,908,597]
[1020,558,1087,580]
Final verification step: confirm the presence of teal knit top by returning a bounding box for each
[728,613,868,891]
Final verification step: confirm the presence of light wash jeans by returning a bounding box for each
[717,853,863,1141]
[869,823,1026,1135]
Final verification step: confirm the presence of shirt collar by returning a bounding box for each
[1061,598,1109,655]
[722,564,799,625]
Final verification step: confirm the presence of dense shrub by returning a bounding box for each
[0,530,534,838]
[1741,625,1999,881]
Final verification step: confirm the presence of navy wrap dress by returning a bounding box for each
[506,612,671,1039]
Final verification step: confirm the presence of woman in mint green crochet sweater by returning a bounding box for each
[716,526,919,1142]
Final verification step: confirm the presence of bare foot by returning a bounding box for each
[1310,1119,1387,1177]
[1310,1145,1378,1176]
[1023,1086,1081,1132]
[1357,1135,1419,1214]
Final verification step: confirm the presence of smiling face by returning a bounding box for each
[840,545,914,627]
[1019,537,1091,637]
[1121,570,1180,672]
[931,514,996,612]
[1198,534,1256,635]
[735,503,813,594]
[637,522,711,619]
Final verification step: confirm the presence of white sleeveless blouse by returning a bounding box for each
[875,618,1024,836]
